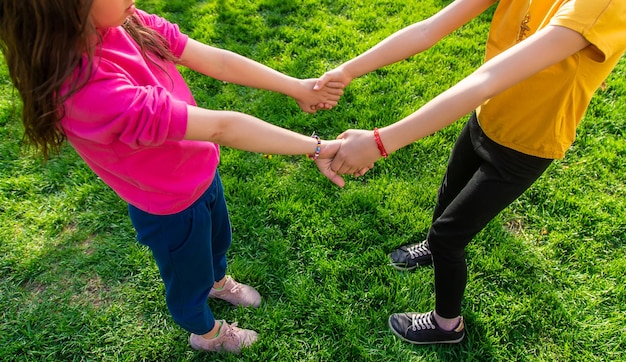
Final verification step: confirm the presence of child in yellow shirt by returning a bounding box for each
[314,0,626,344]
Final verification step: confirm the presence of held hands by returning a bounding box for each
[304,67,380,184]
[295,66,355,112]
[295,79,345,114]
[314,139,346,187]
[331,129,380,176]
[314,137,375,187]
[312,67,355,111]
[314,67,355,91]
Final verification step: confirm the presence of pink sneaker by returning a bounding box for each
[189,320,258,354]
[209,276,261,308]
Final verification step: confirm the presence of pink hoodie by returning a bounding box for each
[62,10,219,215]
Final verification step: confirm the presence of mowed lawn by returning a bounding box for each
[1,1,625,361]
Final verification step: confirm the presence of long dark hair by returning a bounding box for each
[0,0,177,160]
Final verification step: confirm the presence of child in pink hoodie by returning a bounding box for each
[0,0,348,354]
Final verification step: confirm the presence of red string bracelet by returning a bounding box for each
[373,128,388,158]
[307,133,321,160]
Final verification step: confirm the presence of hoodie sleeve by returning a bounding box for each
[62,58,188,148]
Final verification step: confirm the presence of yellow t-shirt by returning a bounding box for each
[476,0,626,159]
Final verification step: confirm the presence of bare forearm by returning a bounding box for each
[209,51,300,95]
[340,22,437,79]
[185,105,319,155]
[339,0,496,79]
[180,40,303,99]
[381,74,489,153]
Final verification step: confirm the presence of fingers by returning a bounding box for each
[325,93,342,102]
[312,102,336,111]
[314,103,329,111]
[323,85,344,96]
[325,81,345,89]
[316,90,342,103]
[315,158,345,187]
[330,157,358,175]
[324,170,346,187]
[305,78,344,112]
[313,73,330,91]
[353,166,372,178]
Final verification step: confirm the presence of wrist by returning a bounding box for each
[317,139,339,159]
[338,64,357,84]
[373,128,388,158]
[307,133,321,160]
[289,78,308,100]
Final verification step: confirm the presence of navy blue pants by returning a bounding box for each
[128,171,231,335]
[428,114,553,318]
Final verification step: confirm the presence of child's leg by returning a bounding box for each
[431,114,483,223]
[204,171,262,308]
[388,114,482,271]
[128,186,219,336]
[204,171,232,284]
[428,114,553,319]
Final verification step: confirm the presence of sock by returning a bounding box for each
[212,321,223,339]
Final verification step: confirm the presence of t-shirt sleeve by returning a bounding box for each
[62,60,188,148]
[134,9,189,58]
[550,0,626,62]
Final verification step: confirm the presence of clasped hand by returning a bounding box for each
[307,69,380,187]
[313,132,379,187]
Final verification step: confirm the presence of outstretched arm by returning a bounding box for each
[185,105,346,187]
[331,25,591,174]
[314,0,497,91]
[179,39,344,113]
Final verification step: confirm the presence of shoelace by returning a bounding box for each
[228,281,242,294]
[407,241,430,259]
[410,313,436,331]
[214,323,241,352]
[224,322,258,347]
[224,322,241,339]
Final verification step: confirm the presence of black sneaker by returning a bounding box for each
[388,311,465,345]
[389,240,432,271]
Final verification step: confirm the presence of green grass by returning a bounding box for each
[1,0,625,361]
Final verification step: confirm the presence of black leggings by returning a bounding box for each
[428,113,553,318]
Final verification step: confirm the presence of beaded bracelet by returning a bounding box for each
[308,132,321,160]
[373,127,388,158]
